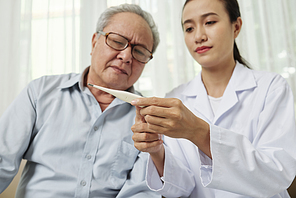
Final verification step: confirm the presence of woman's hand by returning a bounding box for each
[132,97,211,158]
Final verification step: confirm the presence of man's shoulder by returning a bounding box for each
[30,73,78,87]
[32,73,79,84]
[28,73,80,95]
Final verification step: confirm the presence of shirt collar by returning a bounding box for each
[57,66,138,95]
[57,66,89,91]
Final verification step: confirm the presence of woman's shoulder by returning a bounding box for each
[251,68,289,88]
[165,74,202,98]
[235,63,288,90]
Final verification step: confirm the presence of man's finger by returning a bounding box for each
[132,132,160,142]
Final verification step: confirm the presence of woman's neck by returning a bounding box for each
[201,62,236,98]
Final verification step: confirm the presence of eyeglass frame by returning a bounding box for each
[97,31,153,64]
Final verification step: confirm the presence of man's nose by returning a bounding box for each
[117,45,133,64]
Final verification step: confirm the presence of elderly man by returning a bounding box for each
[0,4,160,198]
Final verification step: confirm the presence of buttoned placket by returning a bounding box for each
[74,96,105,198]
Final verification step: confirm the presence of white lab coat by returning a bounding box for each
[146,63,296,198]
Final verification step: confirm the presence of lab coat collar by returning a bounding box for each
[181,62,257,123]
[229,62,257,91]
[213,63,256,123]
[181,73,204,97]
[180,73,214,123]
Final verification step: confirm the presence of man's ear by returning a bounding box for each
[233,17,242,39]
[90,33,98,56]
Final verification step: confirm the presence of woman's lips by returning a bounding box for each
[195,46,212,54]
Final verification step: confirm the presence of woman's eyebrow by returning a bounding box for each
[182,12,218,26]
[182,19,194,26]
[200,12,219,19]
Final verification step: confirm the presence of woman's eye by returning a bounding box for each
[185,27,193,32]
[205,21,216,25]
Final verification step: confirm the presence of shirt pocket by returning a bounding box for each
[110,141,139,188]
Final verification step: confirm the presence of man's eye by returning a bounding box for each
[134,48,145,56]
[112,39,125,46]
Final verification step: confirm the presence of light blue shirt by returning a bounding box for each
[0,67,160,198]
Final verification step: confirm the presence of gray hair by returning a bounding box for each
[96,4,159,54]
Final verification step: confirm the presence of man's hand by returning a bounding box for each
[132,106,163,154]
[131,106,165,176]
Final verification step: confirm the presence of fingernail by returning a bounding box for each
[131,99,139,105]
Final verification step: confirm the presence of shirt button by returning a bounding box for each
[86,155,92,160]
[80,180,86,186]
[94,126,98,131]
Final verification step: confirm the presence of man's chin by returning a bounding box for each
[105,82,129,91]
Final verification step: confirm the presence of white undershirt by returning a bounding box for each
[208,95,222,116]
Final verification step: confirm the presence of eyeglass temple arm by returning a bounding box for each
[97,31,106,36]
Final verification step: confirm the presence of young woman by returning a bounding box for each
[131,0,296,197]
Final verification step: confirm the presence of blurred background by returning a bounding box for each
[0,0,295,197]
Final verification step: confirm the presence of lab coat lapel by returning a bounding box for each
[182,73,214,123]
[213,63,257,124]
[213,81,238,124]
[194,90,214,123]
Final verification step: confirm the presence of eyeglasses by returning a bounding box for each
[98,31,153,64]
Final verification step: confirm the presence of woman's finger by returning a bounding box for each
[132,97,178,108]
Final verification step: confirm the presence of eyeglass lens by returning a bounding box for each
[106,33,152,63]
